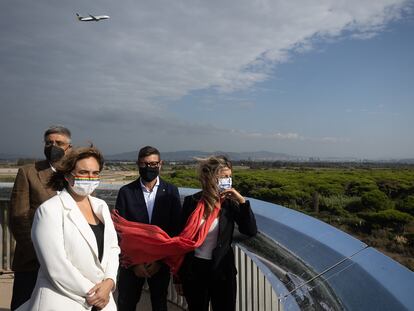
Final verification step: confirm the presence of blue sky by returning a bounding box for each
[0,1,413,159]
[170,15,414,158]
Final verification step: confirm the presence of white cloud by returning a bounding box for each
[3,0,408,108]
[0,0,410,156]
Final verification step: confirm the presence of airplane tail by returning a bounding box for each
[76,13,81,20]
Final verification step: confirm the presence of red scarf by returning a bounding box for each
[111,199,220,275]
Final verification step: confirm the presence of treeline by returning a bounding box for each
[161,166,414,270]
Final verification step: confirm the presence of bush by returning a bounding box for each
[377,179,403,199]
[319,195,356,216]
[344,198,364,213]
[345,180,377,196]
[361,190,393,211]
[358,209,414,232]
[404,232,414,247]
[396,195,414,216]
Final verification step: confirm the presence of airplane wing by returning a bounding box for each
[76,13,93,21]
[89,14,100,21]
[76,13,109,22]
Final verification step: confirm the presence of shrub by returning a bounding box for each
[396,195,414,217]
[403,232,414,247]
[377,179,403,198]
[345,180,377,196]
[358,209,414,232]
[319,195,356,216]
[344,198,364,213]
[361,190,393,211]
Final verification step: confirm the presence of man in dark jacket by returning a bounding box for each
[116,146,181,311]
[9,125,72,310]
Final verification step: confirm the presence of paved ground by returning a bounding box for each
[0,274,13,311]
[0,274,182,311]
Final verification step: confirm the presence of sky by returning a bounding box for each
[1,0,413,159]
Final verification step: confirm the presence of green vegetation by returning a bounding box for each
[161,166,414,270]
[2,161,413,270]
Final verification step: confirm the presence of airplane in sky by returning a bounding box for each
[76,13,110,22]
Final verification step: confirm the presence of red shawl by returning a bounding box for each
[111,199,220,275]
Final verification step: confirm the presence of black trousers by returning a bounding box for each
[182,257,237,311]
[117,266,170,311]
[10,270,38,310]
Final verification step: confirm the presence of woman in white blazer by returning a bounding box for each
[17,146,120,311]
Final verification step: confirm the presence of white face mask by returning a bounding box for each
[218,177,232,191]
[70,175,100,196]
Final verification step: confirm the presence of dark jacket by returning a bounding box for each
[178,191,257,281]
[115,177,182,238]
[9,160,56,271]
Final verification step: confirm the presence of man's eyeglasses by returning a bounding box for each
[137,161,160,168]
[45,140,69,148]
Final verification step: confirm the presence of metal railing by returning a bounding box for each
[165,244,282,311]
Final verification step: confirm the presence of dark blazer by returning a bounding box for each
[115,177,182,238]
[178,192,257,280]
[9,160,57,271]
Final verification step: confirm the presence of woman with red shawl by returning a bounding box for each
[177,155,257,310]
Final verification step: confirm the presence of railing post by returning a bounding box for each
[246,252,253,311]
[258,269,265,310]
[252,265,259,311]
[1,199,12,271]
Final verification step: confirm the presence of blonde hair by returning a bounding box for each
[197,155,232,216]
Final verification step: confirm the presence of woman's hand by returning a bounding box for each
[86,278,114,309]
[220,188,246,204]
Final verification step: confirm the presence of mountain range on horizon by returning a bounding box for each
[1,151,413,163]
[105,150,413,163]
[105,150,305,162]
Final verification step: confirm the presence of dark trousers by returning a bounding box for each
[10,270,38,310]
[117,266,170,311]
[182,257,237,311]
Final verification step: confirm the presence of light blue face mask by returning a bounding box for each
[218,177,232,191]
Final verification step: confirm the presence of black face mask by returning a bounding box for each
[139,166,159,182]
[44,145,65,163]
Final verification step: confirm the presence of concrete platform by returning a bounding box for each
[0,274,182,311]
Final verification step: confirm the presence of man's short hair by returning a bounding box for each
[43,125,71,142]
[138,146,161,160]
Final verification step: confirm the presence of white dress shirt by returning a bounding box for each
[140,177,160,223]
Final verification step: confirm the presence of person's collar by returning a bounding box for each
[139,176,160,192]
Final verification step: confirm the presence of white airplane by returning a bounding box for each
[76,13,110,22]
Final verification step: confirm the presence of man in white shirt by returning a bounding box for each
[115,146,182,311]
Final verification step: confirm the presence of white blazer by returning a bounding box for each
[17,189,120,311]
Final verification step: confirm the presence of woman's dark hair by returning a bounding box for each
[48,146,104,191]
[197,155,232,216]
